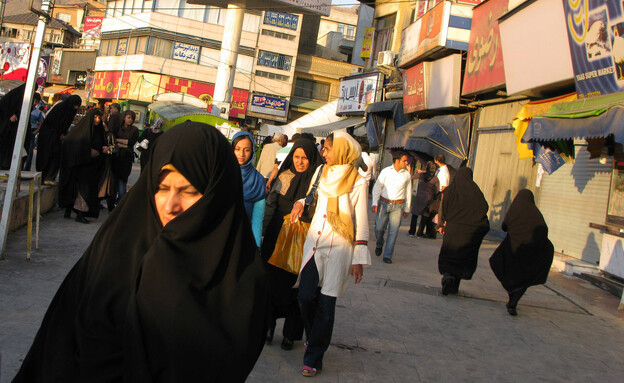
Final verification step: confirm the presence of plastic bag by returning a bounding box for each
[268,214,310,274]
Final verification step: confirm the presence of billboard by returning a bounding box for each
[83,16,103,39]
[336,72,381,116]
[263,11,299,31]
[403,63,428,113]
[563,0,624,97]
[461,0,508,96]
[361,27,374,58]
[248,94,289,121]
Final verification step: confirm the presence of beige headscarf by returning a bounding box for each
[319,131,362,243]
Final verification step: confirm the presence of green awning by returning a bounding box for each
[543,91,624,118]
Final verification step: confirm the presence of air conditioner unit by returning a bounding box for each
[377,50,396,68]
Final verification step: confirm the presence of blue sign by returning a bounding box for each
[563,0,624,97]
[263,11,299,31]
[249,94,288,118]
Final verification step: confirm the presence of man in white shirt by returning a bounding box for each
[434,154,450,191]
[371,151,412,264]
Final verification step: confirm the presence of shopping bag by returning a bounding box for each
[268,214,310,274]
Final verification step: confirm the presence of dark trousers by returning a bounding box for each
[298,258,336,370]
[409,214,436,238]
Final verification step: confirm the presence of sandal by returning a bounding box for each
[301,366,317,377]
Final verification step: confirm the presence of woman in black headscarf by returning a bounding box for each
[437,167,490,295]
[489,189,554,316]
[110,110,139,206]
[36,94,81,184]
[59,109,107,223]
[408,160,440,238]
[0,84,39,170]
[137,117,164,172]
[12,121,268,382]
[261,138,323,349]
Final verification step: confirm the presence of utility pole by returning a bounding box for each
[0,0,53,258]
[211,0,246,119]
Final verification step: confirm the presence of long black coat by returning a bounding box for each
[36,95,81,172]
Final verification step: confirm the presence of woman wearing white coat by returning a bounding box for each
[290,131,371,377]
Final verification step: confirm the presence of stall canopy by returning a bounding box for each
[386,113,470,168]
[524,92,624,174]
[268,100,361,137]
[365,100,408,148]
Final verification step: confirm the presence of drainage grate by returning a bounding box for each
[384,279,441,297]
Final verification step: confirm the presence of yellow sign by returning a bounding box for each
[361,27,374,58]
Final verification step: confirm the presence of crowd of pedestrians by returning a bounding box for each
[2,91,556,381]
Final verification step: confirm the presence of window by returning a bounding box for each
[257,50,292,71]
[154,0,179,17]
[205,6,221,24]
[117,38,128,55]
[607,152,624,227]
[24,30,34,41]
[99,39,111,55]
[347,25,355,38]
[136,36,148,54]
[337,23,345,35]
[256,70,289,81]
[372,13,396,65]
[114,0,124,16]
[144,0,154,12]
[57,13,72,23]
[243,13,260,33]
[180,2,205,22]
[261,29,295,41]
[294,78,330,101]
[146,37,173,58]
[105,1,115,17]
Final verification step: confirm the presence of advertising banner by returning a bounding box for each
[263,11,299,31]
[172,42,200,64]
[403,63,427,113]
[248,94,289,118]
[462,0,508,96]
[83,16,103,39]
[563,0,624,97]
[336,73,381,115]
[0,42,31,81]
[361,27,374,58]
[417,2,446,57]
[398,19,422,67]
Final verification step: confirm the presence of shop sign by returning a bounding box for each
[173,42,200,64]
[248,94,289,118]
[398,19,422,67]
[563,0,624,97]
[403,63,427,113]
[83,17,103,39]
[361,27,374,58]
[462,0,508,96]
[263,11,299,31]
[336,72,381,115]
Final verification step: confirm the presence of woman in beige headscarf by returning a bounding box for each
[290,131,371,377]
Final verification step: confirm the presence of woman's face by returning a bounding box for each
[322,140,334,166]
[124,114,135,126]
[93,114,102,126]
[292,147,310,173]
[154,169,203,226]
[234,137,253,165]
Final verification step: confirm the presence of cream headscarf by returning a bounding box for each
[319,131,362,244]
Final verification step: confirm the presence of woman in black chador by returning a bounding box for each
[437,167,490,295]
[36,95,81,184]
[0,84,39,170]
[261,137,323,350]
[12,121,268,383]
[59,109,107,223]
[489,189,554,316]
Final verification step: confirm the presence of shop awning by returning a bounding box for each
[386,113,470,168]
[43,85,76,96]
[524,92,624,173]
[0,80,24,96]
[304,117,365,137]
[365,100,407,147]
[268,100,344,137]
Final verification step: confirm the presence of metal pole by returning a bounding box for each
[0,1,51,258]
[116,29,132,101]
[211,0,246,118]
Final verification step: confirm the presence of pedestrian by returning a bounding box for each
[0,84,40,170]
[266,133,300,192]
[371,151,412,264]
[489,189,554,316]
[110,110,139,206]
[256,132,286,185]
[437,167,490,295]
[24,105,45,171]
[261,137,323,350]
[434,154,450,192]
[98,118,117,209]
[58,109,107,224]
[231,130,266,247]
[408,161,440,238]
[290,131,370,377]
[12,121,268,382]
[36,95,81,185]
[136,117,164,171]
[106,103,122,135]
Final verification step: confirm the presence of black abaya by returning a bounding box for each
[13,121,268,382]
[438,167,490,280]
[489,189,554,293]
[58,109,107,218]
[0,84,32,169]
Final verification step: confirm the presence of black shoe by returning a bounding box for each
[75,214,89,224]
[506,304,518,316]
[441,277,454,296]
[266,328,274,345]
[63,208,71,219]
[375,247,382,256]
[383,258,392,264]
[281,337,293,351]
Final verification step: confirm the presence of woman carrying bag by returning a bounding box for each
[261,138,323,350]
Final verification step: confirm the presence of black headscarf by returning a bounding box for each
[62,109,105,169]
[0,84,33,169]
[489,190,554,292]
[278,138,324,202]
[13,122,268,382]
[36,95,81,171]
[441,167,489,226]
[423,161,437,183]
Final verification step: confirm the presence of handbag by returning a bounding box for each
[268,214,310,274]
[301,164,324,223]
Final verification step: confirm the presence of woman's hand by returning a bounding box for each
[350,264,363,284]
[290,202,304,223]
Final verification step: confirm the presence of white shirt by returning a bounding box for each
[435,165,450,191]
[358,152,376,183]
[371,165,412,213]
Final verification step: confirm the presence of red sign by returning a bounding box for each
[161,77,248,118]
[83,17,103,39]
[461,0,508,96]
[417,2,445,57]
[403,63,427,114]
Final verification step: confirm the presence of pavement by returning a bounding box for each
[1,186,624,382]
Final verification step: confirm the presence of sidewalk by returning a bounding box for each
[1,206,624,382]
